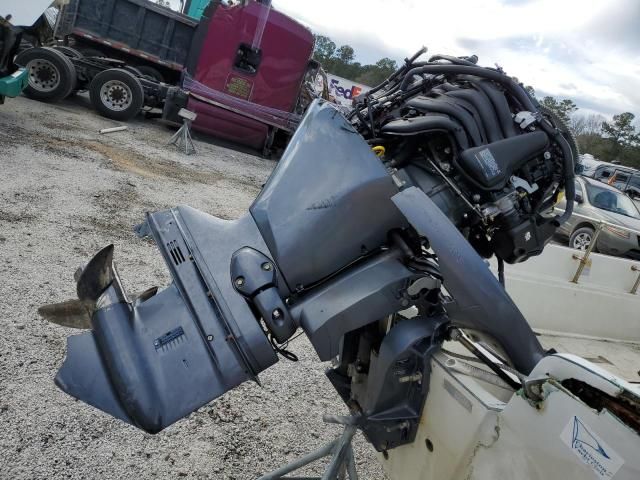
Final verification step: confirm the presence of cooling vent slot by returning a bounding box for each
[167,240,186,266]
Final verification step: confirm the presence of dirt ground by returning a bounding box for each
[0,94,387,479]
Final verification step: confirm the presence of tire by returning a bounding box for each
[569,226,596,251]
[136,65,164,83]
[53,46,83,59]
[15,47,77,101]
[89,68,144,121]
[53,47,85,96]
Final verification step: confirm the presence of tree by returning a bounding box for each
[313,35,336,64]
[571,113,608,157]
[570,113,604,137]
[336,45,355,64]
[602,112,640,148]
[539,96,578,124]
[353,58,398,85]
[597,113,640,167]
[311,35,398,86]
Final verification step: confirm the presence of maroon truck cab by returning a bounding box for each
[183,1,314,151]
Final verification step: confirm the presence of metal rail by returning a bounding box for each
[570,222,604,284]
[554,209,640,291]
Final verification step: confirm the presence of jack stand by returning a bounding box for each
[167,108,197,155]
[258,414,360,480]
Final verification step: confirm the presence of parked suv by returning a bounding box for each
[592,164,640,199]
[555,176,640,258]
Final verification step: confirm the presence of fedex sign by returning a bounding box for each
[326,74,370,108]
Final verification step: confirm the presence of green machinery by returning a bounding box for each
[185,0,212,20]
[0,68,28,104]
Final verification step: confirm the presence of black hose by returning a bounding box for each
[497,256,505,287]
[538,120,575,223]
[367,98,376,137]
[428,54,478,67]
[364,46,428,98]
[354,104,374,136]
[398,65,536,112]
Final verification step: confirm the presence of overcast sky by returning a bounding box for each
[173,0,640,120]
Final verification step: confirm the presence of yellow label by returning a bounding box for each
[225,75,253,100]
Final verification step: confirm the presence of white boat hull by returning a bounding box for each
[381,352,640,479]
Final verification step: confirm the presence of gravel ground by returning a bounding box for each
[0,95,386,479]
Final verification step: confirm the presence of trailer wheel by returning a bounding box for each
[15,47,77,102]
[136,65,164,83]
[89,68,144,121]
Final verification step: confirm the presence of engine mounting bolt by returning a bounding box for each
[272,308,282,320]
[544,151,551,159]
[262,262,272,271]
[206,335,214,341]
[235,277,245,287]
[472,194,481,202]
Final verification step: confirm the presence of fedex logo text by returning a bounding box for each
[329,79,363,100]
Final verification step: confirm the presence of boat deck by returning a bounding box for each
[538,331,640,385]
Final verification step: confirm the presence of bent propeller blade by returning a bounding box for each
[391,186,544,374]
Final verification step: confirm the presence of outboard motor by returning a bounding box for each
[42,50,577,451]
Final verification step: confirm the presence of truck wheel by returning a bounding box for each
[570,227,596,251]
[136,65,164,83]
[15,47,77,101]
[89,68,144,121]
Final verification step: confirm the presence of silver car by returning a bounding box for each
[555,176,640,258]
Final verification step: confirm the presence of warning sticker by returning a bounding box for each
[475,148,502,179]
[225,75,254,100]
[560,416,624,479]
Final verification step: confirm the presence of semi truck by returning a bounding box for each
[15,0,317,153]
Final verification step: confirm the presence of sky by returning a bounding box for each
[171,0,640,120]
